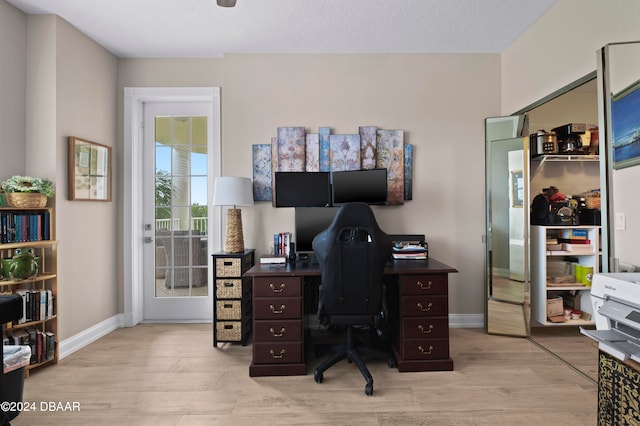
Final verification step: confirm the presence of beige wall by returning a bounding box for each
[119,53,502,317]
[0,1,27,175]
[22,15,118,340]
[502,0,640,114]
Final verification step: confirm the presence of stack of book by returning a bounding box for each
[260,231,292,264]
[392,242,428,260]
[3,328,56,364]
[273,232,292,258]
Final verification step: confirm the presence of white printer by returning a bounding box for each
[580,272,640,363]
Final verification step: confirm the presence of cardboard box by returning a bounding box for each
[562,292,581,312]
[547,296,565,322]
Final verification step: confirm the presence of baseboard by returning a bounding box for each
[449,313,484,328]
[58,314,122,360]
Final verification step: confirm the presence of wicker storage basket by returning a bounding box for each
[216,300,242,320]
[216,321,241,341]
[4,192,47,208]
[216,279,243,299]
[215,258,241,277]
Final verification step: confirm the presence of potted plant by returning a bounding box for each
[1,175,55,208]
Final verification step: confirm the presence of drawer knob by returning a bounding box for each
[418,345,434,355]
[270,327,286,337]
[417,280,432,290]
[224,282,234,287]
[269,283,286,293]
[418,324,433,334]
[269,304,286,314]
[269,349,285,359]
[417,302,433,312]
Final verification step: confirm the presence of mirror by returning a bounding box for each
[485,115,530,337]
[485,78,601,381]
[599,41,640,273]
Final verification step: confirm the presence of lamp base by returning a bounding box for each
[225,208,245,253]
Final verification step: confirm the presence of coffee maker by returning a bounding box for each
[551,123,586,154]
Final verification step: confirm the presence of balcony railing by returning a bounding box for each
[156,217,208,233]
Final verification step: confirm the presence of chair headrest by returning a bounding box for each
[328,202,382,233]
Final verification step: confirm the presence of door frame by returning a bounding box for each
[123,87,221,327]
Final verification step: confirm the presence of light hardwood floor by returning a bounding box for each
[11,325,597,425]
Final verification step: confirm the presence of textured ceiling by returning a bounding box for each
[7,0,557,58]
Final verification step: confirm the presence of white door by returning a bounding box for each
[142,101,216,321]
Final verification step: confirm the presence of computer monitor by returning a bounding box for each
[275,172,331,207]
[294,207,339,256]
[331,168,387,205]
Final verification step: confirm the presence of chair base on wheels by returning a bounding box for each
[313,325,395,396]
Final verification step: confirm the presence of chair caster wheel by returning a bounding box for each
[365,383,373,396]
[314,371,323,384]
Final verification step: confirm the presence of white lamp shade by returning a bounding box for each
[213,177,254,206]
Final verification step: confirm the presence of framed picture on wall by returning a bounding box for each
[611,78,640,169]
[68,136,112,201]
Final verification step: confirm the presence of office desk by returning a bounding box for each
[245,257,458,377]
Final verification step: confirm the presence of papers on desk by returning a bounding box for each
[260,255,286,264]
[392,243,428,260]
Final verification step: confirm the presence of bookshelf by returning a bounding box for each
[1,207,58,377]
[531,225,599,327]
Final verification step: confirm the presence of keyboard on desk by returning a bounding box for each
[291,256,319,266]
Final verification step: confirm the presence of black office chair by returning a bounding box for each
[311,202,394,395]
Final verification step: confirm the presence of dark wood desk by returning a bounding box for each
[245,257,458,377]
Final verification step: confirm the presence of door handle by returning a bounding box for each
[144,236,154,243]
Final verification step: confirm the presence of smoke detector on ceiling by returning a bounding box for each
[217,0,237,6]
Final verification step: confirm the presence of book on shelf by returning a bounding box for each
[45,332,56,361]
[570,229,588,240]
[25,327,38,364]
[260,255,287,264]
[561,243,594,253]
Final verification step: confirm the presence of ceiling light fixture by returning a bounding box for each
[217,0,237,7]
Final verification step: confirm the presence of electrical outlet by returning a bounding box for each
[615,212,626,231]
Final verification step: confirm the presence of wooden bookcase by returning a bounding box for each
[0,207,58,377]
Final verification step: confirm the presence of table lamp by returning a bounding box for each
[213,176,254,253]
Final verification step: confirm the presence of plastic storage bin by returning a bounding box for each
[1,345,31,422]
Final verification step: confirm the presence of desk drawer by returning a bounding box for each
[253,277,302,297]
[401,295,448,317]
[253,297,302,320]
[400,274,448,295]
[402,338,449,360]
[402,317,449,339]
[254,320,303,342]
[253,342,303,364]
